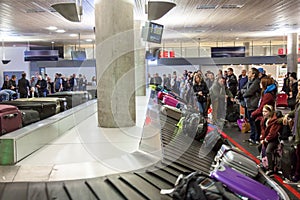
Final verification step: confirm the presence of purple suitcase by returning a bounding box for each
[0,105,22,136]
[163,95,178,107]
[210,165,279,200]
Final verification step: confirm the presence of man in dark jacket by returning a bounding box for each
[8,75,17,92]
[2,75,10,89]
[18,73,30,98]
[35,75,48,97]
[242,68,261,145]
[281,72,290,94]
[226,68,238,97]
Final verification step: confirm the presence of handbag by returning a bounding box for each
[237,118,250,133]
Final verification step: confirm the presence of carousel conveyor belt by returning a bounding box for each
[0,111,215,200]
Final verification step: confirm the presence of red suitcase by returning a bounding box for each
[276,93,288,107]
[0,105,22,136]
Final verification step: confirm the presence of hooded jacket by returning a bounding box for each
[260,113,281,143]
[251,83,277,120]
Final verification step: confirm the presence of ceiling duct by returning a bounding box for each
[196,5,218,10]
[51,2,82,22]
[147,0,176,21]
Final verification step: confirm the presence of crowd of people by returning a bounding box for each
[149,67,300,181]
[0,73,97,101]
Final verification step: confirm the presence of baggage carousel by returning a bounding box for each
[0,98,297,199]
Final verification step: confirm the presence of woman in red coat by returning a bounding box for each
[251,77,277,145]
[260,104,282,176]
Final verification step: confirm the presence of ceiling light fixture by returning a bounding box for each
[147,0,176,21]
[1,39,11,65]
[51,0,83,22]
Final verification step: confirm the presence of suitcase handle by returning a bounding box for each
[4,113,18,119]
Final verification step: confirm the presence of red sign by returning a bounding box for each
[163,51,169,58]
[278,48,300,55]
[169,50,175,57]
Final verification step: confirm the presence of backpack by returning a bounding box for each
[182,112,207,141]
[161,171,240,200]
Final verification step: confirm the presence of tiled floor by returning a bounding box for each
[1,94,161,182]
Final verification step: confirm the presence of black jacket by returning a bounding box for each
[227,74,238,96]
[18,78,30,95]
[193,80,209,102]
[35,79,47,92]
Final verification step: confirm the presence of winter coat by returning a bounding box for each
[193,80,209,103]
[243,78,261,111]
[227,74,238,96]
[260,114,281,143]
[251,83,277,120]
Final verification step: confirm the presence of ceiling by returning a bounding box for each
[0,0,300,47]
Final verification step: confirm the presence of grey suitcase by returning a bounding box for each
[160,105,182,120]
[218,150,258,178]
[215,144,240,162]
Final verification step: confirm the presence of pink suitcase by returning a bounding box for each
[157,91,167,100]
[163,95,178,107]
[0,105,22,136]
[276,93,288,107]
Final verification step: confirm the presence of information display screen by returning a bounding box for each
[211,46,246,57]
[146,22,164,44]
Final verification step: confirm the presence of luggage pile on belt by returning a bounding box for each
[155,84,209,142]
[161,130,281,200]
[155,83,288,199]
[0,91,90,136]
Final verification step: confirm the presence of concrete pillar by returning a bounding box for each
[243,42,250,71]
[287,33,298,73]
[95,0,136,127]
[134,20,146,96]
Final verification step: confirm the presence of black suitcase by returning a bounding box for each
[281,142,297,181]
[14,97,67,113]
[226,103,240,122]
[47,91,89,108]
[20,109,40,126]
[0,101,57,120]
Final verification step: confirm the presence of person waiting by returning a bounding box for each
[287,72,298,110]
[209,77,233,127]
[193,73,209,117]
[260,105,282,176]
[35,75,48,97]
[251,77,277,143]
[2,75,10,89]
[242,68,261,145]
[283,79,300,182]
[18,72,30,98]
